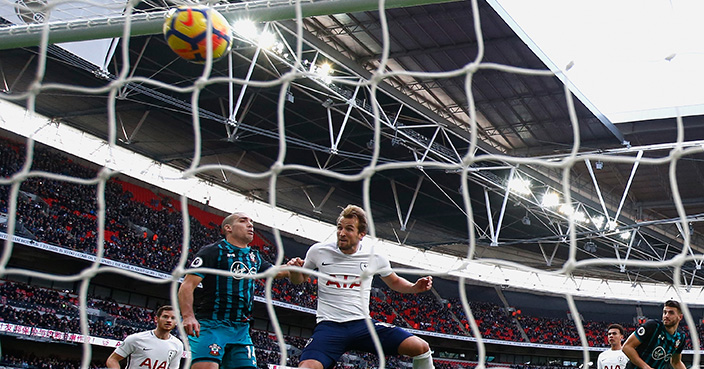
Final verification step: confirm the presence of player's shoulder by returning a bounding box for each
[636,319,659,335]
[168,334,185,347]
[125,330,153,342]
[308,241,337,255]
[197,240,226,255]
[311,241,334,250]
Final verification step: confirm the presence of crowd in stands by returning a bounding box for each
[2,136,704,368]
[0,352,101,369]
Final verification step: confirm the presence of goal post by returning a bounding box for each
[0,0,459,50]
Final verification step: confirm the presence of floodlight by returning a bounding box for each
[233,19,258,40]
[508,177,532,195]
[258,31,276,49]
[541,191,560,208]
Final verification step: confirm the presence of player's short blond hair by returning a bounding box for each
[337,205,368,234]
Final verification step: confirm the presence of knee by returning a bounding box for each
[399,336,430,357]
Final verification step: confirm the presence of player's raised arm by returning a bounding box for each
[178,273,203,337]
[381,272,433,294]
[287,256,309,284]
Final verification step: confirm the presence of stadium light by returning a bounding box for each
[258,31,277,49]
[558,203,574,216]
[592,215,605,229]
[314,62,333,84]
[508,177,532,195]
[573,211,587,223]
[541,191,560,208]
[608,220,618,231]
[232,19,258,40]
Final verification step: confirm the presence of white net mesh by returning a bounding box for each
[1,0,703,368]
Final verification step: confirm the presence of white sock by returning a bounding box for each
[412,350,434,369]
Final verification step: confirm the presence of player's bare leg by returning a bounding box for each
[191,361,220,369]
[398,336,434,369]
[298,359,324,369]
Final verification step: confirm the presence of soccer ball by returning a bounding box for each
[163,6,232,63]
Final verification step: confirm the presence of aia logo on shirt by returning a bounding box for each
[138,358,169,369]
[326,274,361,289]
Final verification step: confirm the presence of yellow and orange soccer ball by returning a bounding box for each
[163,6,232,63]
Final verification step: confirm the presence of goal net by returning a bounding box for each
[0,0,702,368]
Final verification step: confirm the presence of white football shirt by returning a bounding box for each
[114,330,184,369]
[302,240,393,323]
[597,349,629,369]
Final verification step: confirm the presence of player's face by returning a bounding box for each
[337,216,365,254]
[606,328,622,347]
[155,310,177,332]
[225,213,255,246]
[662,306,682,328]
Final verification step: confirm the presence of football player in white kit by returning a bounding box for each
[288,204,435,369]
[106,305,184,369]
[597,323,629,369]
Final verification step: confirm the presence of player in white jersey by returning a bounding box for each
[597,323,629,369]
[106,305,184,369]
[288,204,435,369]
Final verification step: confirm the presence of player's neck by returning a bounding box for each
[664,324,678,335]
[339,244,359,255]
[610,344,622,351]
[153,329,171,340]
[225,237,248,248]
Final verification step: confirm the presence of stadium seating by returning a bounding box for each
[2,136,699,368]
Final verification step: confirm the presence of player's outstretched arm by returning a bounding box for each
[622,334,651,369]
[178,274,203,337]
[105,352,124,369]
[287,257,309,284]
[671,353,686,369]
[382,273,433,294]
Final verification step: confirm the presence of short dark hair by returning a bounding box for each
[608,323,624,336]
[665,300,682,313]
[156,305,174,318]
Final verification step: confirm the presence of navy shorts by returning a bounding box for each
[189,320,257,368]
[300,319,413,369]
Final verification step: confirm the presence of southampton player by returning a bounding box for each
[178,212,288,369]
[288,204,435,369]
[622,300,686,369]
[106,305,184,369]
[597,323,628,369]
